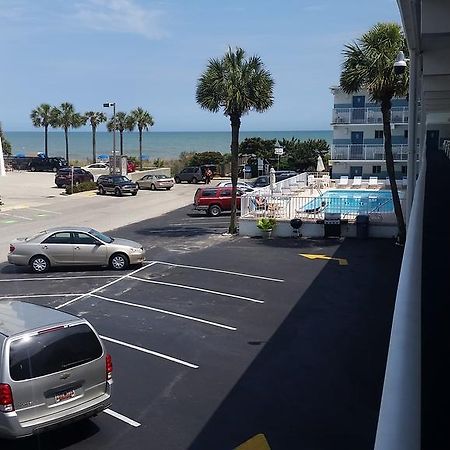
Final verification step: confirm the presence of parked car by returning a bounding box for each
[174,165,218,184]
[136,174,175,190]
[193,186,244,217]
[97,175,138,196]
[82,162,110,179]
[127,161,136,173]
[215,181,254,192]
[55,167,94,188]
[0,300,112,439]
[251,171,297,188]
[28,157,68,172]
[7,226,145,272]
[7,156,35,170]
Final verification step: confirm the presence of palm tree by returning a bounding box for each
[128,108,154,170]
[30,103,54,157]
[51,103,85,163]
[196,47,274,234]
[85,111,107,163]
[340,23,409,243]
[107,112,133,156]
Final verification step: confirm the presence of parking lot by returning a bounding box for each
[0,206,403,450]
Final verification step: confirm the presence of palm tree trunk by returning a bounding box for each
[92,125,96,163]
[120,131,124,156]
[381,99,406,243]
[229,114,240,234]
[139,128,143,170]
[44,125,48,158]
[64,128,69,163]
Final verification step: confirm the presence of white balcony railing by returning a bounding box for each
[332,144,409,161]
[332,107,409,125]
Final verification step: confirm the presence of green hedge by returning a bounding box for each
[65,181,97,195]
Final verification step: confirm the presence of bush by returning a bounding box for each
[256,217,277,231]
[65,181,97,195]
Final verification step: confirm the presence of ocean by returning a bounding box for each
[5,130,332,162]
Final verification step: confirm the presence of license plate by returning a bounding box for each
[55,390,75,403]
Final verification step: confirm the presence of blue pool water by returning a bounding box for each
[304,190,394,214]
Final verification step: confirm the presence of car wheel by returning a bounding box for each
[52,167,58,172]
[99,186,106,195]
[166,187,171,190]
[175,177,181,184]
[30,166,36,172]
[136,182,142,190]
[109,253,129,270]
[192,177,198,184]
[30,255,50,273]
[131,191,137,196]
[150,184,156,191]
[114,188,122,197]
[56,184,63,188]
[208,205,221,217]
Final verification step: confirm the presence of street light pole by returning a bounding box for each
[103,102,116,174]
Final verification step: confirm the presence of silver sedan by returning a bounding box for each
[136,174,175,190]
[8,227,145,273]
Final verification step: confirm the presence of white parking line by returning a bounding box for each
[150,261,284,282]
[100,335,199,369]
[128,275,264,304]
[0,293,79,300]
[104,409,141,427]
[90,293,237,331]
[0,275,122,283]
[56,262,157,310]
[27,207,62,214]
[0,212,33,220]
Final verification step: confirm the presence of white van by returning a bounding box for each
[0,301,112,439]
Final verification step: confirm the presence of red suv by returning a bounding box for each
[55,167,94,188]
[193,187,243,216]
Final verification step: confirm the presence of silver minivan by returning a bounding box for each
[0,301,112,439]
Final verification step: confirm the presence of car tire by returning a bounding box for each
[175,177,181,184]
[99,186,106,195]
[109,253,129,270]
[30,255,50,273]
[150,184,156,191]
[114,188,122,197]
[192,177,198,184]
[208,205,222,217]
[136,182,141,190]
[56,184,63,188]
[52,167,58,172]
[30,166,36,172]
[166,187,171,190]
[131,191,137,196]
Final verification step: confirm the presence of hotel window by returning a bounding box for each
[401,165,407,175]
[375,130,383,139]
[372,165,381,174]
[404,130,408,139]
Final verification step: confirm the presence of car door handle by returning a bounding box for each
[74,246,80,250]
[42,245,48,249]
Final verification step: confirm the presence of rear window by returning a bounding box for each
[9,323,103,381]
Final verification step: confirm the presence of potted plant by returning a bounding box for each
[257,217,277,238]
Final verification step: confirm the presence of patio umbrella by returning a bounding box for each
[316,155,325,172]
[269,167,276,193]
[97,154,109,161]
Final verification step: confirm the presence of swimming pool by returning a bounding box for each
[304,190,394,215]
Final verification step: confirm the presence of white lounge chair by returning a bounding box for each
[337,176,349,188]
[307,174,316,186]
[321,174,330,188]
[368,176,378,188]
[352,176,362,188]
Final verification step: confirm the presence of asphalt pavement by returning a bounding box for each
[0,205,403,450]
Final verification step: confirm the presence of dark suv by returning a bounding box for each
[193,186,243,216]
[174,165,218,184]
[55,167,94,188]
[97,175,138,196]
[29,157,68,172]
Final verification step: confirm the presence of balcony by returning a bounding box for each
[332,107,409,125]
[332,144,408,161]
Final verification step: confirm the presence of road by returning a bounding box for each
[0,205,403,450]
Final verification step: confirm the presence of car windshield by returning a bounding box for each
[115,176,131,183]
[88,228,114,243]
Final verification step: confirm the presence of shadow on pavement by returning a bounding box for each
[188,238,403,450]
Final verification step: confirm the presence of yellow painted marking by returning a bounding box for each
[299,253,348,266]
[235,434,271,450]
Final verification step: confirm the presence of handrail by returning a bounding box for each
[373,150,425,450]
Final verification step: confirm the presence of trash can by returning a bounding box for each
[355,215,369,239]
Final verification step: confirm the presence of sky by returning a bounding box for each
[0,0,402,132]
